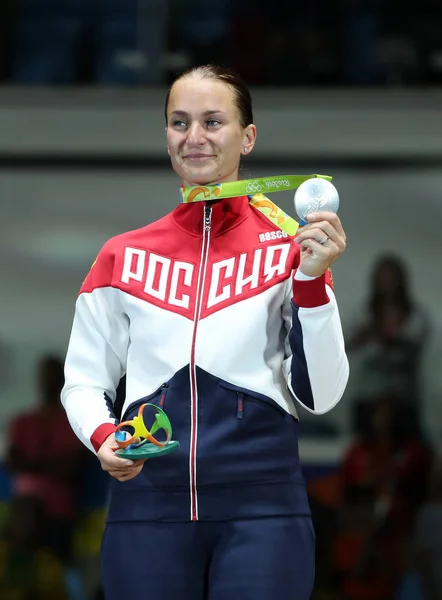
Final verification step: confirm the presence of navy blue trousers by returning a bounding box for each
[101,516,315,600]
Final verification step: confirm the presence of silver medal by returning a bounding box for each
[294,178,340,222]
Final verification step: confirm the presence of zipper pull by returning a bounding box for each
[237,393,244,419]
[204,205,212,232]
[160,383,169,408]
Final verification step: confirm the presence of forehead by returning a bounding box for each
[168,77,237,115]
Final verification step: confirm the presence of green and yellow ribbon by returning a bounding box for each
[180,174,332,236]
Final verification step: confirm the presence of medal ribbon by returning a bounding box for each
[180,174,332,236]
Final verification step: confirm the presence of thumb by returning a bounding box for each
[104,432,119,448]
[108,448,135,468]
[99,441,134,468]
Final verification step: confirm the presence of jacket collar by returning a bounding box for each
[171,196,252,237]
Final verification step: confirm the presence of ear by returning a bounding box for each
[242,124,257,155]
[165,127,170,156]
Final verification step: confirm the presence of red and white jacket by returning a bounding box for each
[61,195,349,522]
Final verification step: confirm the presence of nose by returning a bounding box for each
[186,122,206,146]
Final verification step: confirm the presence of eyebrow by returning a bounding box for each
[169,110,227,118]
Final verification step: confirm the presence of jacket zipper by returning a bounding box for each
[159,383,168,409]
[189,204,212,521]
[237,393,244,419]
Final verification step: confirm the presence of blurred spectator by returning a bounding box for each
[331,485,397,600]
[93,0,168,85]
[5,354,86,563]
[338,0,385,85]
[0,495,68,599]
[12,0,86,84]
[136,0,170,84]
[341,396,432,536]
[11,0,167,85]
[169,0,232,69]
[256,0,339,86]
[414,459,442,600]
[223,0,267,84]
[346,253,430,425]
[397,0,442,85]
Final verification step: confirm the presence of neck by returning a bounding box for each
[182,172,239,189]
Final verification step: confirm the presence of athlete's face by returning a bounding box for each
[166,77,256,187]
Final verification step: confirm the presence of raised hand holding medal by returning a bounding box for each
[181,173,346,279]
[293,178,346,278]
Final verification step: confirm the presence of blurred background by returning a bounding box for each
[1,0,442,599]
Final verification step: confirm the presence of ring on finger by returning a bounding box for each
[319,236,329,245]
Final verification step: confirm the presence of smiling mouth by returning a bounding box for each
[184,154,215,161]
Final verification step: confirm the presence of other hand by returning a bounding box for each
[97,433,146,482]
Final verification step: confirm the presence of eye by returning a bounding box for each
[206,119,221,128]
[172,119,187,129]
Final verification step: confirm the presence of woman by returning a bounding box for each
[346,253,429,425]
[341,395,432,538]
[61,65,349,600]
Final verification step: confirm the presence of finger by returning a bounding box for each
[297,218,339,238]
[108,466,134,478]
[109,465,145,482]
[306,212,346,239]
[309,215,345,241]
[296,225,335,247]
[100,452,134,471]
[101,448,148,471]
[302,223,345,248]
[298,224,334,245]
[296,223,346,251]
[299,237,339,255]
[107,460,147,475]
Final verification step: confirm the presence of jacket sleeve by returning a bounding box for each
[61,242,129,453]
[282,267,349,414]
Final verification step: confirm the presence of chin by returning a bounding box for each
[183,169,220,187]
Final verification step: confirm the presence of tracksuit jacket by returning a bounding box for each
[61,194,349,523]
